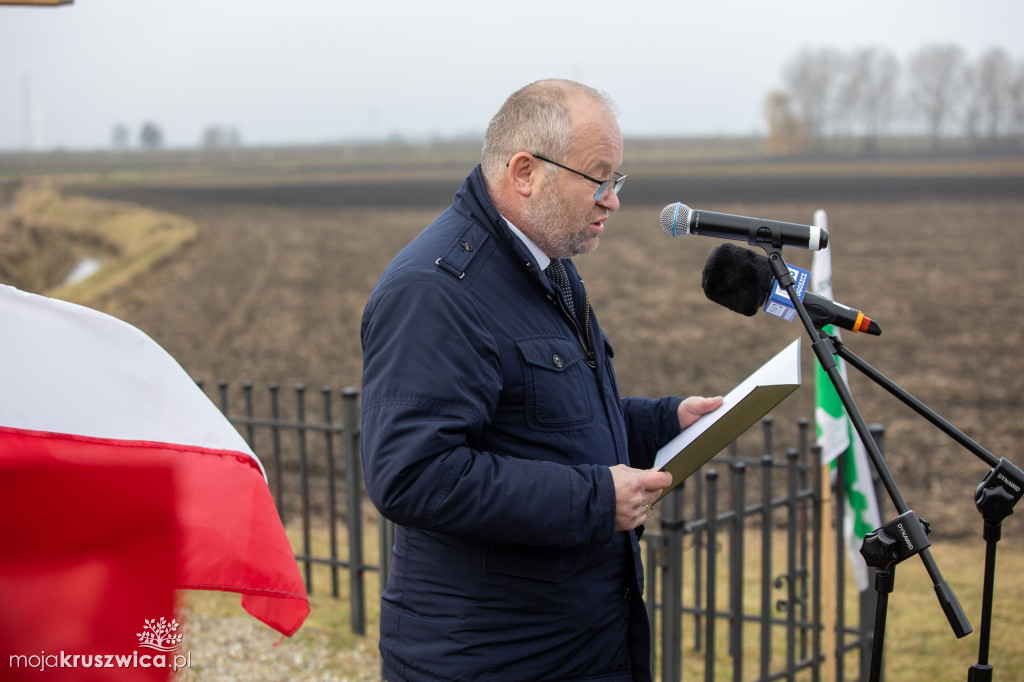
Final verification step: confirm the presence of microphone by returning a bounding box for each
[701,243,881,335]
[661,202,829,251]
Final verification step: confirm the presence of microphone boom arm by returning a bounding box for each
[831,337,1003,469]
[762,247,972,680]
[764,251,918,512]
[826,327,1023,681]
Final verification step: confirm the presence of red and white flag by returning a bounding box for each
[0,284,309,638]
[1,460,180,681]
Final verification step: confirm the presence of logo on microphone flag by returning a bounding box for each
[0,284,309,637]
[763,263,811,322]
[810,211,881,592]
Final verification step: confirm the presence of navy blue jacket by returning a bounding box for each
[361,166,684,681]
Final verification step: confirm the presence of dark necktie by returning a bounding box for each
[544,258,574,313]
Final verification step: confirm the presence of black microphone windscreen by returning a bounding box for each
[701,243,774,316]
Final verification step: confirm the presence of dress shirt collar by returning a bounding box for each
[502,217,552,271]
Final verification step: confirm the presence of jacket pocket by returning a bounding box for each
[515,336,594,431]
[483,541,605,584]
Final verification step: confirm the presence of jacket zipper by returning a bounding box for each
[550,292,597,370]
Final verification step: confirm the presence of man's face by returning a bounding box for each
[523,104,623,260]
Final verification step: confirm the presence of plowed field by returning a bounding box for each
[68,154,1024,538]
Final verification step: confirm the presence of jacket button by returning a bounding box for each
[552,354,563,368]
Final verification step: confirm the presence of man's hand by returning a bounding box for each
[677,395,723,430]
[609,397,722,532]
[610,465,672,531]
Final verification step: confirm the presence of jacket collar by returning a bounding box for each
[455,165,557,289]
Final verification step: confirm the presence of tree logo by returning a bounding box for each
[136,617,184,652]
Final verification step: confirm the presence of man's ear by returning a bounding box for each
[507,152,539,198]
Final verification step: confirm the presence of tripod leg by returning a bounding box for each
[968,525,1000,682]
[869,568,895,682]
[968,478,1016,680]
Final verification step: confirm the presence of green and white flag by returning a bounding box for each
[811,210,881,592]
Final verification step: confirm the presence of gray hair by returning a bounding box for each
[481,79,615,181]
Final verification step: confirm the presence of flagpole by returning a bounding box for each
[811,210,838,682]
[820,452,836,682]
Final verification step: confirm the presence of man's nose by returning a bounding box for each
[598,187,620,211]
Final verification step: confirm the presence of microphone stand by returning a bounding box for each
[760,247,972,682]
[826,333,1023,681]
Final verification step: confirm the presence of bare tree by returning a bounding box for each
[830,60,859,141]
[201,125,242,149]
[836,47,900,152]
[775,42,1021,154]
[974,47,1014,147]
[1009,58,1024,147]
[110,123,131,150]
[782,47,846,147]
[907,44,965,149]
[139,121,164,150]
[960,61,984,144]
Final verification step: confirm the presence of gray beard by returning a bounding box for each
[521,181,595,259]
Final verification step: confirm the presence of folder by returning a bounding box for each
[654,338,802,499]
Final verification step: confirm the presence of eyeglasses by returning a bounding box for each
[531,153,627,202]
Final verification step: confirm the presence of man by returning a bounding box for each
[361,79,722,681]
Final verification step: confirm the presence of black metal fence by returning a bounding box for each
[644,418,885,681]
[200,380,883,681]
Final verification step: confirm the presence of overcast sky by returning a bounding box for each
[2,0,1022,150]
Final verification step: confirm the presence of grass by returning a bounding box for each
[664,526,1024,681]
[172,520,1024,681]
[171,520,385,681]
[875,537,1024,681]
[1,178,196,306]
